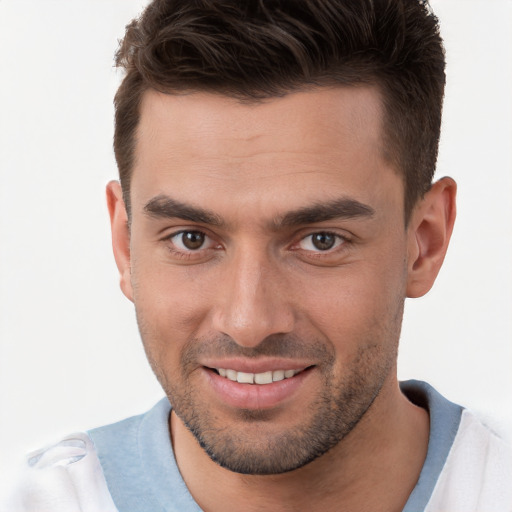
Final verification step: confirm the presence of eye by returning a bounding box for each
[297,232,345,252]
[170,230,213,251]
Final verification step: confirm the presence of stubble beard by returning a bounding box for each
[140,328,398,476]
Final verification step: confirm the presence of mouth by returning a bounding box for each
[213,367,305,385]
[201,361,316,409]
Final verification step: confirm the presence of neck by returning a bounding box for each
[170,378,429,512]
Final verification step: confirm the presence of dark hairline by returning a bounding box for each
[113,0,445,228]
[120,80,409,223]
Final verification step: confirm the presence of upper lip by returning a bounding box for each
[201,358,314,374]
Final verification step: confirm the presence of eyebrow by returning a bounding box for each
[143,194,375,228]
[274,198,375,228]
[143,195,224,226]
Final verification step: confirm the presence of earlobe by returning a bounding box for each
[406,177,457,298]
[106,180,134,302]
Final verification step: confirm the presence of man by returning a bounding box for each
[3,0,511,511]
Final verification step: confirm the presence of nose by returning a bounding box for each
[211,248,295,348]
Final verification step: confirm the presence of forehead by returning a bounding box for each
[131,87,401,220]
[136,86,384,160]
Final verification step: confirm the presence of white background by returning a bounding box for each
[0,0,511,496]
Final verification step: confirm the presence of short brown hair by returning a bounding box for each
[114,0,445,222]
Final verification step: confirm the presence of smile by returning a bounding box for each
[215,368,303,385]
[204,365,314,409]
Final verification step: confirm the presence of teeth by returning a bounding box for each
[226,369,237,381]
[216,368,301,385]
[236,372,254,384]
[254,371,273,384]
[273,370,285,382]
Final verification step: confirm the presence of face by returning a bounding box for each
[121,87,411,474]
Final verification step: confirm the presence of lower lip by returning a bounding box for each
[203,367,312,410]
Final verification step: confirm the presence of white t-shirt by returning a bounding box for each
[3,381,512,512]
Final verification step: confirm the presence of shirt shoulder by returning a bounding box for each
[2,398,199,512]
[426,409,512,512]
[87,398,202,512]
[0,432,118,512]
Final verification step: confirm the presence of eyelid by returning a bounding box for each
[170,229,215,247]
[290,229,351,255]
[160,227,351,260]
[161,228,222,260]
[161,227,210,242]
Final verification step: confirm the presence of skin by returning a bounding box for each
[107,86,456,511]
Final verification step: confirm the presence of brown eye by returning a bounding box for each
[311,233,336,251]
[172,230,207,250]
[297,232,344,252]
[181,231,205,250]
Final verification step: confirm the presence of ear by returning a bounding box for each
[406,177,457,298]
[106,180,133,302]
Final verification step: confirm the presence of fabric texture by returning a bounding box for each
[0,433,118,512]
[2,380,511,512]
[425,409,512,511]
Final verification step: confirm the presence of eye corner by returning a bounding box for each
[296,231,347,253]
[158,228,223,263]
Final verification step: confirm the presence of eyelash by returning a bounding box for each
[161,229,350,260]
[294,231,348,253]
[163,230,219,260]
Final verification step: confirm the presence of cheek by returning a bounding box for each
[297,257,407,350]
[129,265,210,383]
[131,246,213,332]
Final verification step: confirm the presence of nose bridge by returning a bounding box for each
[212,244,294,347]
